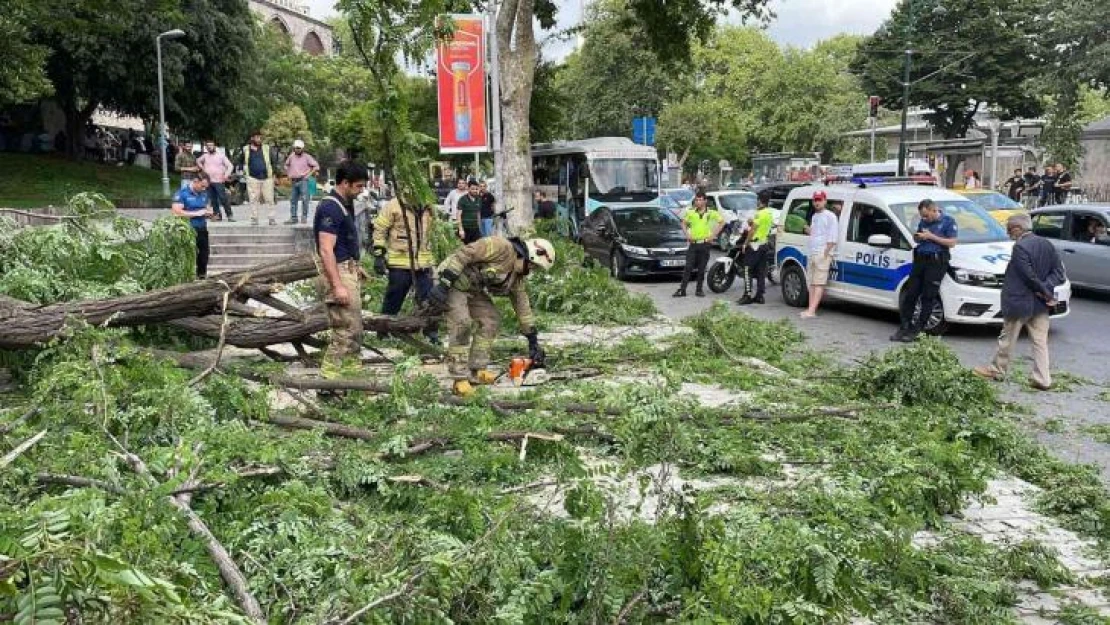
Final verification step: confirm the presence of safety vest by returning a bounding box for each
[241,144,273,179]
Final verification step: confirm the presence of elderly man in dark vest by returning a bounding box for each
[973,213,1066,390]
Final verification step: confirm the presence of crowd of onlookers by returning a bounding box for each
[1001,163,1074,208]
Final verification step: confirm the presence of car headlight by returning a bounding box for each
[620,244,649,256]
[948,267,1003,288]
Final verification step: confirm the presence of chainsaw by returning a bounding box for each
[506,355,600,387]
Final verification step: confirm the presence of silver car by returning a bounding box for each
[1030,204,1110,293]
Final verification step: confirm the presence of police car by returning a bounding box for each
[775,184,1072,334]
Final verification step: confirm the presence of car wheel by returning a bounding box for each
[918,298,948,336]
[610,249,627,281]
[781,264,808,308]
[706,262,735,293]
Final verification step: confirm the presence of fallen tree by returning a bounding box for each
[0,253,435,350]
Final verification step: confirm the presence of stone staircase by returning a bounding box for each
[207,223,301,274]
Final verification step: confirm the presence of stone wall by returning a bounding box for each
[248,0,333,56]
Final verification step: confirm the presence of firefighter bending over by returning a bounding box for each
[426,236,555,396]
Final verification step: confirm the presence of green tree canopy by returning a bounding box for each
[555,0,690,140]
[0,0,52,106]
[851,0,1043,139]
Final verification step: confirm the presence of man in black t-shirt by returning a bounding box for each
[1054,163,1072,205]
[1039,165,1057,207]
[1005,169,1025,202]
[479,181,497,238]
[1022,166,1041,210]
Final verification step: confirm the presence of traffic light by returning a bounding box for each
[868,95,881,118]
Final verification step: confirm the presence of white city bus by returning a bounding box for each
[532,137,660,238]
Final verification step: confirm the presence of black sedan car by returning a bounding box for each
[580,205,689,280]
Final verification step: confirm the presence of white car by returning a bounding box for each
[663,187,695,208]
[705,190,776,248]
[775,184,1072,334]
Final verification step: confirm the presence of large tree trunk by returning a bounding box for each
[0,255,317,349]
[496,0,537,235]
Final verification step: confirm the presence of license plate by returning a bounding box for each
[660,259,685,267]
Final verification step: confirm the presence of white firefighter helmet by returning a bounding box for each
[525,238,555,271]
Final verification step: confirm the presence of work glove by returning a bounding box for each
[372,247,387,276]
[424,283,450,315]
[524,331,545,369]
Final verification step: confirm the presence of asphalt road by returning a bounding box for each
[621,261,1110,484]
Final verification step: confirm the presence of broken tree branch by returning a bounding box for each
[188,284,233,386]
[116,448,265,623]
[1,429,47,469]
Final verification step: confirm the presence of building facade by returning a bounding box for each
[249,0,333,56]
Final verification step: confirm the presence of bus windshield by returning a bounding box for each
[889,200,1009,244]
[588,159,658,200]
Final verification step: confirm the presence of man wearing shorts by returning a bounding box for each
[801,190,838,318]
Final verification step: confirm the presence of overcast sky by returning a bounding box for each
[301,0,898,56]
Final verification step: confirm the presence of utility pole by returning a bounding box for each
[487,5,504,209]
[897,48,913,177]
[156,29,186,197]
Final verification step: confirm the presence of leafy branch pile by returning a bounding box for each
[3,211,1110,623]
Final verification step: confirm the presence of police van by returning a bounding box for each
[775,184,1072,334]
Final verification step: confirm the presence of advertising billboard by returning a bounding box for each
[436,15,488,153]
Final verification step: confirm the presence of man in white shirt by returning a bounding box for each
[801,190,838,318]
[444,177,467,222]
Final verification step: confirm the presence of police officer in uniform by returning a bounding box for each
[426,236,556,396]
[372,196,438,343]
[313,161,369,378]
[738,190,775,305]
[673,190,723,298]
[171,171,214,279]
[891,198,957,342]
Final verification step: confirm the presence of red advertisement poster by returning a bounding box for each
[436,15,488,153]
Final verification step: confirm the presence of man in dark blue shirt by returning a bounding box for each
[171,172,214,279]
[891,198,958,342]
[1038,165,1057,207]
[313,160,369,379]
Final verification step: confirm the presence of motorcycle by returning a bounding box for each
[706,228,778,294]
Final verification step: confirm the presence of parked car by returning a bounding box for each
[659,193,684,217]
[1030,204,1110,293]
[579,205,689,280]
[775,184,1072,334]
[663,187,695,208]
[957,189,1026,226]
[742,182,810,210]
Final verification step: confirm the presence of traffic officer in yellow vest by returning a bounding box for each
[372,197,439,343]
[674,190,723,298]
[425,236,556,396]
[242,130,276,226]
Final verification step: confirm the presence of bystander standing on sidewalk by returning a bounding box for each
[800,190,838,319]
[1054,163,1072,205]
[1039,165,1057,207]
[1005,169,1025,202]
[890,199,957,341]
[456,179,483,244]
[284,139,319,225]
[1022,166,1041,210]
[974,213,1066,390]
[171,172,214,279]
[175,143,198,190]
[243,130,276,226]
[673,190,723,298]
[479,181,497,237]
[444,178,467,222]
[196,140,235,222]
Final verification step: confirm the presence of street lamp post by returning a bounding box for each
[156,29,186,198]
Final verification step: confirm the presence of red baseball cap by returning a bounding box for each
[813,190,827,201]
